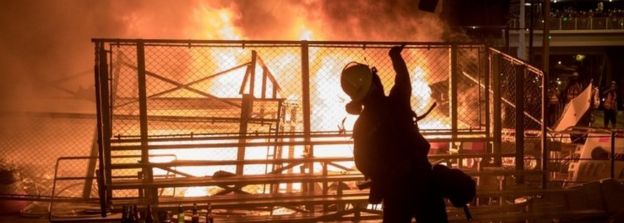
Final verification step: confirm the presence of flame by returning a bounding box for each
[299,29,314,41]
[184,187,209,197]
[410,66,450,129]
[154,47,448,196]
[411,66,432,112]
[132,4,452,197]
[192,4,244,40]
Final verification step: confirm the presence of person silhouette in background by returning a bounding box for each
[548,83,561,127]
[603,81,618,128]
[341,45,447,223]
[564,72,583,103]
[563,72,590,142]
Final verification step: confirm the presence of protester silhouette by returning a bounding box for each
[341,45,448,222]
[603,81,618,128]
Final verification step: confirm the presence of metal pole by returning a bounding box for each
[541,0,551,189]
[518,0,527,60]
[492,52,502,166]
[611,131,616,179]
[97,42,113,207]
[301,41,314,198]
[505,26,510,54]
[236,52,258,175]
[136,41,155,204]
[93,42,108,217]
[484,48,491,162]
[250,51,257,98]
[529,0,535,64]
[83,130,99,200]
[261,69,267,99]
[237,94,252,175]
[450,45,459,148]
[515,66,526,184]
[301,42,312,158]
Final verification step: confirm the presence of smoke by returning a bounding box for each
[314,0,446,41]
[228,0,446,41]
[0,1,124,111]
[0,0,447,112]
[0,0,450,184]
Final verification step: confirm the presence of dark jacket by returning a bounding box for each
[352,51,431,202]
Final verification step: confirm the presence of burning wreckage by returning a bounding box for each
[32,39,622,222]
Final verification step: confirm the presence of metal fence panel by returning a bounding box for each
[0,40,557,208]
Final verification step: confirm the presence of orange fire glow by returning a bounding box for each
[137,3,450,197]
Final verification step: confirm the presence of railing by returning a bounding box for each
[510,16,624,30]
[48,154,179,220]
[90,39,553,220]
[549,16,624,30]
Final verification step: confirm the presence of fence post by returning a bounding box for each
[450,45,459,150]
[236,52,258,175]
[99,42,114,208]
[237,94,252,175]
[528,0,535,64]
[504,27,510,54]
[136,41,156,204]
[94,41,109,216]
[590,17,593,30]
[301,42,312,156]
[484,48,491,148]
[515,65,525,184]
[301,41,314,197]
[262,69,268,99]
[491,52,502,166]
[541,0,551,189]
[611,130,616,179]
[250,50,257,98]
[83,130,99,200]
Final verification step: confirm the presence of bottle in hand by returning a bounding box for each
[160,210,173,223]
[121,205,129,223]
[144,204,155,223]
[191,203,199,223]
[132,205,141,223]
[177,204,185,223]
[127,205,136,223]
[205,203,214,223]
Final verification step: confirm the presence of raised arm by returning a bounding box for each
[389,45,411,98]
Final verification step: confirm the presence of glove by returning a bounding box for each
[389,44,406,57]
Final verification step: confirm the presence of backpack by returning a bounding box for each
[432,164,477,208]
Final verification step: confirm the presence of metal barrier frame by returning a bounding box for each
[92,39,548,217]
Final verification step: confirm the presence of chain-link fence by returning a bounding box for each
[0,40,550,203]
[103,41,490,137]
[488,47,546,189]
[0,65,97,202]
[93,40,501,204]
[5,39,624,221]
